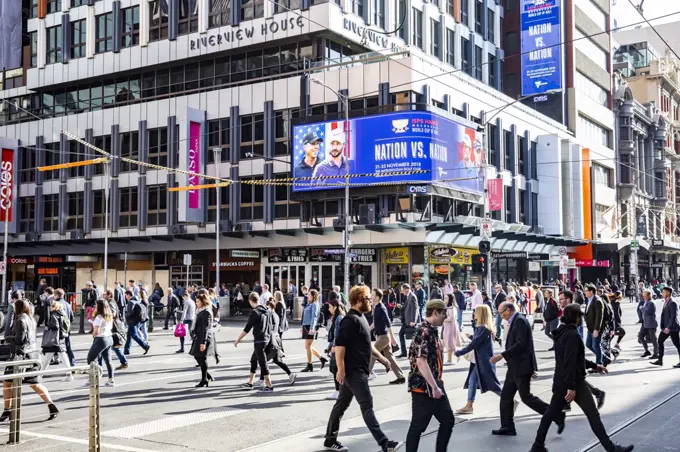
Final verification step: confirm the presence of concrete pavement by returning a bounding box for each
[1,303,677,452]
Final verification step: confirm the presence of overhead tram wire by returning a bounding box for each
[626,0,680,62]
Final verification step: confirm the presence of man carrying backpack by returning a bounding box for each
[234,293,275,392]
[123,290,150,356]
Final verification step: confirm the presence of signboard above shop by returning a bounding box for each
[385,247,409,264]
[429,246,476,265]
[291,111,484,195]
[269,248,308,263]
[310,248,377,263]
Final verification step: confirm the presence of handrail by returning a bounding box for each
[0,359,41,370]
[2,364,90,381]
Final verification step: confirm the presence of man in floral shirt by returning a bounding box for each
[405,300,455,452]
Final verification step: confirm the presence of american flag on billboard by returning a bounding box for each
[294,121,350,164]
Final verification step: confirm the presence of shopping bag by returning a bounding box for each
[174,323,186,338]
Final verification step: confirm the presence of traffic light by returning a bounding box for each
[472,254,488,273]
[479,240,491,254]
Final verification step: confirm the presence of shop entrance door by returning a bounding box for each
[311,263,376,300]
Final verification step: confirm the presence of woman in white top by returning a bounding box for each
[87,299,115,386]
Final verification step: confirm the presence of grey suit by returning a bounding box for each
[639,300,658,355]
[403,292,419,325]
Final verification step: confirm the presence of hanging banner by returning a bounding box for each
[487,178,503,212]
[179,108,206,223]
[0,139,18,234]
[520,0,562,96]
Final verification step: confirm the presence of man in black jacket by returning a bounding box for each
[543,289,560,350]
[235,293,274,391]
[584,284,604,365]
[491,302,564,436]
[164,288,181,330]
[651,286,680,367]
[493,284,507,344]
[529,304,633,452]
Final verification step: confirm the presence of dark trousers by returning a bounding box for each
[544,318,559,339]
[406,391,455,452]
[500,372,549,429]
[178,320,193,351]
[36,305,46,326]
[399,325,410,355]
[639,327,659,355]
[195,356,208,382]
[658,330,680,361]
[325,372,388,446]
[164,309,178,329]
[614,326,626,345]
[64,335,76,367]
[87,336,113,379]
[250,342,270,377]
[533,381,613,450]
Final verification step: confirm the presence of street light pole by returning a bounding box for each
[214,148,221,292]
[309,77,351,297]
[1,193,8,306]
[103,158,110,288]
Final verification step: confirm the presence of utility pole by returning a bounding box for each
[630,196,639,303]
[214,148,221,292]
[103,158,110,288]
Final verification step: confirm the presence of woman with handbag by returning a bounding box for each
[1,298,59,422]
[39,300,73,381]
[87,299,115,387]
[301,289,327,372]
[177,292,196,353]
[454,304,502,414]
[190,293,216,387]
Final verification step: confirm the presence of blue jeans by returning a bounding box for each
[124,323,149,354]
[64,335,76,367]
[88,336,114,379]
[586,331,602,364]
[457,309,463,331]
[495,313,502,339]
[139,322,148,341]
[545,318,559,339]
[578,324,584,339]
[467,364,501,402]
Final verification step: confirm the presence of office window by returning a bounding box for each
[241,0,264,20]
[43,143,59,181]
[461,0,469,26]
[593,164,613,187]
[92,135,110,176]
[147,185,168,227]
[240,113,265,159]
[274,0,300,13]
[446,28,455,65]
[207,185,229,222]
[518,136,526,176]
[30,32,38,68]
[207,118,231,163]
[594,204,608,225]
[239,176,264,221]
[530,141,537,179]
[398,1,407,41]
[488,53,496,87]
[274,111,290,156]
[71,19,86,59]
[30,0,38,18]
[431,19,440,58]
[119,187,138,228]
[487,9,495,42]
[19,147,36,184]
[92,190,106,229]
[120,131,139,173]
[575,71,609,106]
[19,197,35,233]
[150,0,170,42]
[578,0,606,31]
[504,130,513,171]
[96,13,114,54]
[475,46,482,80]
[47,0,61,14]
[487,124,498,167]
[209,0,231,27]
[46,26,63,64]
[179,0,199,35]
[71,0,87,6]
[411,9,423,49]
[43,194,59,232]
[475,0,483,34]
[373,0,385,28]
[461,37,470,74]
[274,173,299,219]
[68,140,85,178]
[148,128,168,167]
[352,0,363,16]
[579,115,610,148]
[574,28,608,70]
[67,193,84,230]
[122,6,140,48]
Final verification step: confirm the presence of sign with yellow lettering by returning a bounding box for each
[429,246,476,265]
[385,247,409,264]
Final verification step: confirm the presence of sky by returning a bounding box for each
[613,0,680,29]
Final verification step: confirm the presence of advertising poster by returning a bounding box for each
[520,0,562,96]
[179,108,206,223]
[0,138,18,234]
[487,178,503,211]
[291,111,483,194]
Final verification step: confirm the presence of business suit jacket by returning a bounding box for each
[403,292,419,325]
[493,291,507,310]
[660,298,680,332]
[585,296,604,332]
[502,313,538,377]
[641,300,658,330]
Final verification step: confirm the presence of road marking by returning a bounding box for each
[0,428,157,452]
[102,407,248,439]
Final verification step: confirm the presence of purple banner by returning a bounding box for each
[188,121,201,209]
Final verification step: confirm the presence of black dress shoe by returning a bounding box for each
[397,354,407,359]
[389,377,406,385]
[195,380,209,388]
[555,413,565,434]
[47,403,60,421]
[608,444,634,452]
[596,392,606,410]
[492,428,517,436]
[640,351,651,358]
[529,445,549,452]
[650,359,663,366]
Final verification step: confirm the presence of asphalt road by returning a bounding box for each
[1,303,678,452]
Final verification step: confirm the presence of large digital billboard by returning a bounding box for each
[291,111,483,194]
[520,0,562,96]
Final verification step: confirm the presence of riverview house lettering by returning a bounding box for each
[190,16,305,51]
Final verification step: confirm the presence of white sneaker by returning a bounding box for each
[105,379,115,387]
[253,379,265,388]
[62,374,74,382]
[288,373,297,386]
[368,371,377,381]
[326,390,339,400]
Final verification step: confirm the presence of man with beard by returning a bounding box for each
[324,285,402,452]
[313,128,352,182]
[296,131,322,179]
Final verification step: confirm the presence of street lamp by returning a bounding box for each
[309,77,351,298]
[214,148,222,293]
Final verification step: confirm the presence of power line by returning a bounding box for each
[626,0,680,62]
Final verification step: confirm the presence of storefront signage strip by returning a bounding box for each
[231,250,260,259]
[386,247,409,264]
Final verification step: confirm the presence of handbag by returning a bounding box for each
[112,332,124,348]
[403,326,416,340]
[174,323,187,338]
[41,328,60,349]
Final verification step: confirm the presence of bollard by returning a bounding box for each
[8,377,21,444]
[147,303,154,333]
[79,306,86,334]
[88,361,101,452]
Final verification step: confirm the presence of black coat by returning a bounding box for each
[552,323,597,390]
[493,291,507,310]
[41,310,68,353]
[543,298,559,322]
[190,309,215,358]
[660,299,680,332]
[501,313,538,377]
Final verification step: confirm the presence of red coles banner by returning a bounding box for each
[0,148,14,223]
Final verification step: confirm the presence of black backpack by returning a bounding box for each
[602,300,615,331]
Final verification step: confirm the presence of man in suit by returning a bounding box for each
[397,284,419,358]
[491,302,565,436]
[584,284,604,365]
[493,284,507,345]
[651,287,680,367]
[639,289,659,359]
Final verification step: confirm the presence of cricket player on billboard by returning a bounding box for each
[313,125,354,185]
[295,131,323,178]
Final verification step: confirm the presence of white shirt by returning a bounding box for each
[259,291,272,306]
[470,289,483,310]
[93,315,113,337]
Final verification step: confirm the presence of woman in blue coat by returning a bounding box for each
[455,304,502,414]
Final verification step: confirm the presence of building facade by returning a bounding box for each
[0,0,588,295]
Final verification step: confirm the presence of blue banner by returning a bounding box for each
[520,0,562,96]
[291,111,484,194]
